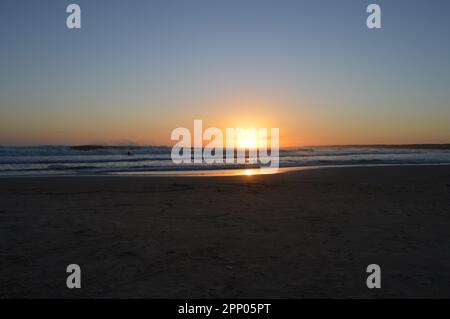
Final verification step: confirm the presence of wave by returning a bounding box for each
[1,145,450,176]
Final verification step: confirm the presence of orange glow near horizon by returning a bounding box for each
[235,129,259,149]
[1,98,450,147]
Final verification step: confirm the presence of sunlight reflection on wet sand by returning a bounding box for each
[113,167,310,177]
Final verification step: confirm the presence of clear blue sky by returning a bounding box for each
[1,0,449,145]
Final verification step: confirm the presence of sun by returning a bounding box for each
[235,129,259,149]
[237,137,258,149]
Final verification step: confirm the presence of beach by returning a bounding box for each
[1,165,450,298]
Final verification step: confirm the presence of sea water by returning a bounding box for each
[1,145,450,177]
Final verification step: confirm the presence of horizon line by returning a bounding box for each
[1,143,450,150]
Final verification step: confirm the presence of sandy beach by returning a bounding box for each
[1,165,450,298]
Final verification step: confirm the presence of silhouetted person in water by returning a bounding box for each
[127,151,132,156]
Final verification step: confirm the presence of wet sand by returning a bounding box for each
[1,165,450,298]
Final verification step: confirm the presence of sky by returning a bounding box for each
[0,0,449,146]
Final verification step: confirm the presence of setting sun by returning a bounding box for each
[232,128,272,150]
[236,131,259,149]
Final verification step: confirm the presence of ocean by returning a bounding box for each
[1,145,450,176]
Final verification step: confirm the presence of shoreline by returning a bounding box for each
[2,162,450,178]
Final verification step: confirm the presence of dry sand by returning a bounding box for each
[1,165,450,298]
